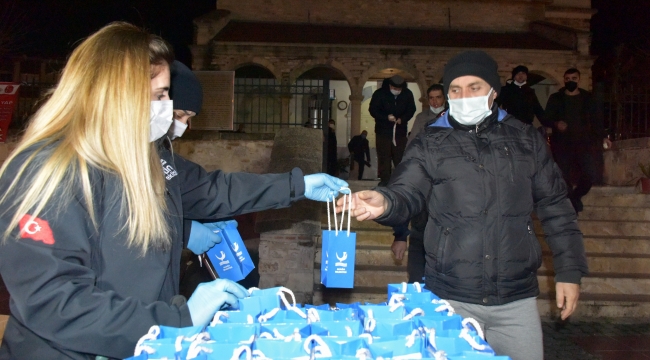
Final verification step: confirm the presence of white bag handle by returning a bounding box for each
[327,188,351,237]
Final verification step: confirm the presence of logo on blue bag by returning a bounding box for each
[215,251,233,271]
[335,252,348,274]
[231,242,245,262]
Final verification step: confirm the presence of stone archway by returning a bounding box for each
[225,57,281,80]
[528,69,561,111]
[358,60,427,99]
[289,60,354,87]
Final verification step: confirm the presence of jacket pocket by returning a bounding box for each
[435,226,451,274]
[502,145,515,183]
[527,220,543,271]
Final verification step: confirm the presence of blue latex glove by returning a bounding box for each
[187,221,226,254]
[187,279,248,327]
[304,174,350,202]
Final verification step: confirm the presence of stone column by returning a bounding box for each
[255,127,323,304]
[281,95,292,126]
[349,94,364,138]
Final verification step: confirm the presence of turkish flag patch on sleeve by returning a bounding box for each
[19,214,56,245]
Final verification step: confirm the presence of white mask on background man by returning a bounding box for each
[390,89,401,96]
[168,119,188,140]
[514,80,526,87]
[149,100,174,142]
[447,88,494,126]
[430,105,445,114]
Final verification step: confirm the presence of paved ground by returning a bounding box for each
[542,318,650,360]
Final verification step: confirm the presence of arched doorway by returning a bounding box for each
[358,68,422,180]
[296,66,352,177]
[233,64,279,133]
[528,70,560,128]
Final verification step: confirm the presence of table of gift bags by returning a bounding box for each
[127,283,511,360]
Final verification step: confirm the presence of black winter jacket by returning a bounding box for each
[0,139,305,359]
[496,81,545,125]
[369,79,416,138]
[543,88,604,145]
[374,108,588,305]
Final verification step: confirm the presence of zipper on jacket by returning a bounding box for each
[504,145,515,183]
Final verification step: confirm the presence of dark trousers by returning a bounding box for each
[407,211,428,283]
[552,142,598,201]
[376,133,407,183]
[353,157,366,180]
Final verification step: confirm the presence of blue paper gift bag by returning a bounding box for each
[204,222,255,282]
[321,194,356,288]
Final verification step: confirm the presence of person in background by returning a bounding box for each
[391,83,447,282]
[327,119,338,176]
[347,130,371,180]
[369,75,416,186]
[543,68,611,213]
[341,51,588,360]
[496,65,545,125]
[0,22,348,359]
[168,60,202,140]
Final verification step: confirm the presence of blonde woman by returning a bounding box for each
[0,23,347,359]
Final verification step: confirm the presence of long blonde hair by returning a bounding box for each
[0,22,174,253]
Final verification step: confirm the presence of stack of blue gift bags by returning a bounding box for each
[127,283,512,360]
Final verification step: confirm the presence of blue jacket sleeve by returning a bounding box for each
[173,155,305,220]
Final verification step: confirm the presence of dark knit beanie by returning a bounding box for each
[388,75,405,88]
[511,65,529,79]
[169,60,203,115]
[443,51,501,96]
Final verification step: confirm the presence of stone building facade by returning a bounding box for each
[191,0,596,137]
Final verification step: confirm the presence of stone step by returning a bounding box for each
[578,206,650,221]
[314,268,407,288]
[538,273,650,295]
[315,244,650,274]
[581,193,650,208]
[312,286,650,318]
[539,236,650,254]
[533,219,650,238]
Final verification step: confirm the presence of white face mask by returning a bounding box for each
[430,105,445,114]
[447,88,494,126]
[390,89,401,96]
[150,100,174,142]
[514,80,526,86]
[168,119,188,140]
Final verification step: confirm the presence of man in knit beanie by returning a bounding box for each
[168,60,203,139]
[369,74,416,186]
[496,64,545,125]
[342,50,587,360]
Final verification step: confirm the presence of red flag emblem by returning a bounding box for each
[19,215,56,245]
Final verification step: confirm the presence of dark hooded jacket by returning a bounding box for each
[373,106,588,305]
[369,78,416,137]
[0,139,305,359]
[496,81,545,125]
[543,87,604,146]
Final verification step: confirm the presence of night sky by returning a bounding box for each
[8,0,216,65]
[7,0,650,73]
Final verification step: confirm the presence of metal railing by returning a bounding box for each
[233,78,330,133]
[604,85,650,140]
